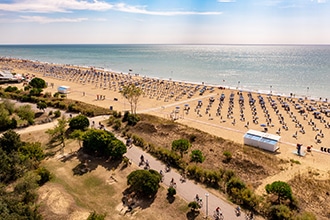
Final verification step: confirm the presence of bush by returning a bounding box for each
[268,204,292,220]
[223,151,232,163]
[87,211,106,220]
[122,111,129,122]
[188,201,201,210]
[4,86,18,92]
[190,149,205,163]
[54,110,61,118]
[48,110,53,116]
[68,103,79,112]
[113,119,122,130]
[127,113,140,126]
[36,167,52,186]
[112,110,121,118]
[53,92,60,98]
[189,134,197,142]
[167,186,176,197]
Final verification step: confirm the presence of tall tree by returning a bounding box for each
[46,116,67,154]
[120,84,143,114]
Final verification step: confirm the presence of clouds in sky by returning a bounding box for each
[0,0,221,15]
[0,0,329,44]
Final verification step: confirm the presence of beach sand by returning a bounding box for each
[2,58,330,193]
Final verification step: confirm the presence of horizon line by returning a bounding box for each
[0,43,330,46]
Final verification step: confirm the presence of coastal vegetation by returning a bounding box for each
[0,83,328,219]
[0,130,51,219]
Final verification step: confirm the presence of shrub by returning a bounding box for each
[122,111,129,122]
[36,167,52,186]
[223,151,232,163]
[68,103,79,112]
[167,186,176,197]
[112,110,121,118]
[268,204,292,220]
[188,201,201,210]
[190,149,205,163]
[189,134,197,142]
[54,110,61,118]
[48,110,53,116]
[113,119,122,131]
[53,92,60,98]
[127,113,140,126]
[87,211,106,220]
[5,86,18,92]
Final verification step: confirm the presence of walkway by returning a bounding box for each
[15,114,252,220]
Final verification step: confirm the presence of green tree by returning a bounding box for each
[14,171,40,204]
[29,77,46,89]
[127,169,161,197]
[1,99,15,115]
[172,139,191,157]
[46,116,67,153]
[120,84,143,114]
[69,114,90,130]
[82,129,115,156]
[190,149,205,163]
[0,130,23,154]
[109,139,127,159]
[0,106,12,131]
[18,142,44,163]
[16,104,35,125]
[36,100,47,112]
[82,129,126,159]
[70,129,85,148]
[265,181,293,204]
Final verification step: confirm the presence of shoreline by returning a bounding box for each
[1,57,330,181]
[1,57,326,101]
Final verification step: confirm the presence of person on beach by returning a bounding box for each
[296,143,302,155]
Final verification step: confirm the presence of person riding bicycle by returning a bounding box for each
[235,205,241,216]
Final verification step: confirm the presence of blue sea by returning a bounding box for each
[0,44,329,99]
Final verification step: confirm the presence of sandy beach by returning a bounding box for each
[1,58,330,189]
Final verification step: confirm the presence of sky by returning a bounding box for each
[0,0,329,44]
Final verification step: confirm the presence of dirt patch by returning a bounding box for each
[38,183,89,219]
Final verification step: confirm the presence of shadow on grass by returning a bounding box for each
[71,148,123,175]
[166,194,175,204]
[186,209,200,220]
[121,188,157,211]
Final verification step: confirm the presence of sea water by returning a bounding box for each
[0,44,329,99]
